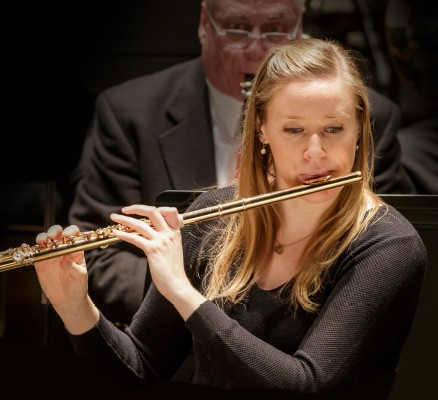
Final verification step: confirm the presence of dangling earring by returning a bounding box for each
[257,131,268,155]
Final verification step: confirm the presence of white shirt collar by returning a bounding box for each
[206,79,244,186]
[206,79,243,140]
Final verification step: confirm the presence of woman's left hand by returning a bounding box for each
[110,205,195,307]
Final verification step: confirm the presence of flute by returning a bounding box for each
[0,171,362,273]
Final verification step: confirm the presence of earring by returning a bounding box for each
[356,145,359,151]
[257,131,268,155]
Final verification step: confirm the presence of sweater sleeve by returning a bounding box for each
[68,282,194,384]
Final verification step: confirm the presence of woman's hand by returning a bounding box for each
[34,224,99,334]
[110,205,206,320]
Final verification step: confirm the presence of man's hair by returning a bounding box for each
[205,0,305,14]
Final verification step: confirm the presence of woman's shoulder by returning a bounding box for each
[329,203,427,295]
[356,203,427,266]
[373,203,422,238]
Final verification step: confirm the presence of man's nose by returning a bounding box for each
[245,34,267,56]
[246,28,268,56]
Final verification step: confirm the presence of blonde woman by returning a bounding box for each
[34,38,426,398]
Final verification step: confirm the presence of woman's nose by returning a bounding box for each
[304,134,325,159]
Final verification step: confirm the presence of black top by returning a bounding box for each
[68,186,427,397]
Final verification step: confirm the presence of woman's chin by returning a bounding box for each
[303,187,341,204]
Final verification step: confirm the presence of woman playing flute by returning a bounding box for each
[33,38,426,398]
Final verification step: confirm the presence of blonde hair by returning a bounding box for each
[202,38,382,312]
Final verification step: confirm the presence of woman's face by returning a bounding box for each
[259,77,359,203]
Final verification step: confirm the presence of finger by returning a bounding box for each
[69,251,86,266]
[112,228,150,251]
[61,254,87,276]
[110,213,155,239]
[157,207,181,229]
[121,205,170,229]
[121,204,157,216]
[144,207,172,231]
[47,225,64,240]
[36,224,63,244]
[123,205,180,231]
[36,232,48,244]
[63,225,80,237]
[36,225,80,247]
[118,205,163,230]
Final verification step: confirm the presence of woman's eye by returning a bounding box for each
[284,127,302,134]
[325,127,342,134]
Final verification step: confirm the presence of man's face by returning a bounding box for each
[199,0,304,100]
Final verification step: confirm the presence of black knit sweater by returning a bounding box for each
[69,186,427,398]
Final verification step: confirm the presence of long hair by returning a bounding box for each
[203,38,382,312]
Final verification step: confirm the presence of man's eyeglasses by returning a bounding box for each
[206,10,302,49]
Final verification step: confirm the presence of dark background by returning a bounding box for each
[0,0,436,397]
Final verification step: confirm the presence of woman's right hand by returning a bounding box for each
[34,224,99,334]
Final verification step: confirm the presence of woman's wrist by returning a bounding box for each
[54,295,100,335]
[169,285,207,321]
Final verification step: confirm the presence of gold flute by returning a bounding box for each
[0,171,362,273]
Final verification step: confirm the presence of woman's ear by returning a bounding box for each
[256,130,265,144]
[256,118,267,144]
[255,117,262,134]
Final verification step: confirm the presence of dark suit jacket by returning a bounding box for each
[69,57,415,325]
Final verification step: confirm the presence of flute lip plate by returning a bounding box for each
[303,175,332,185]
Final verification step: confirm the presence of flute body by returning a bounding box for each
[0,171,362,272]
